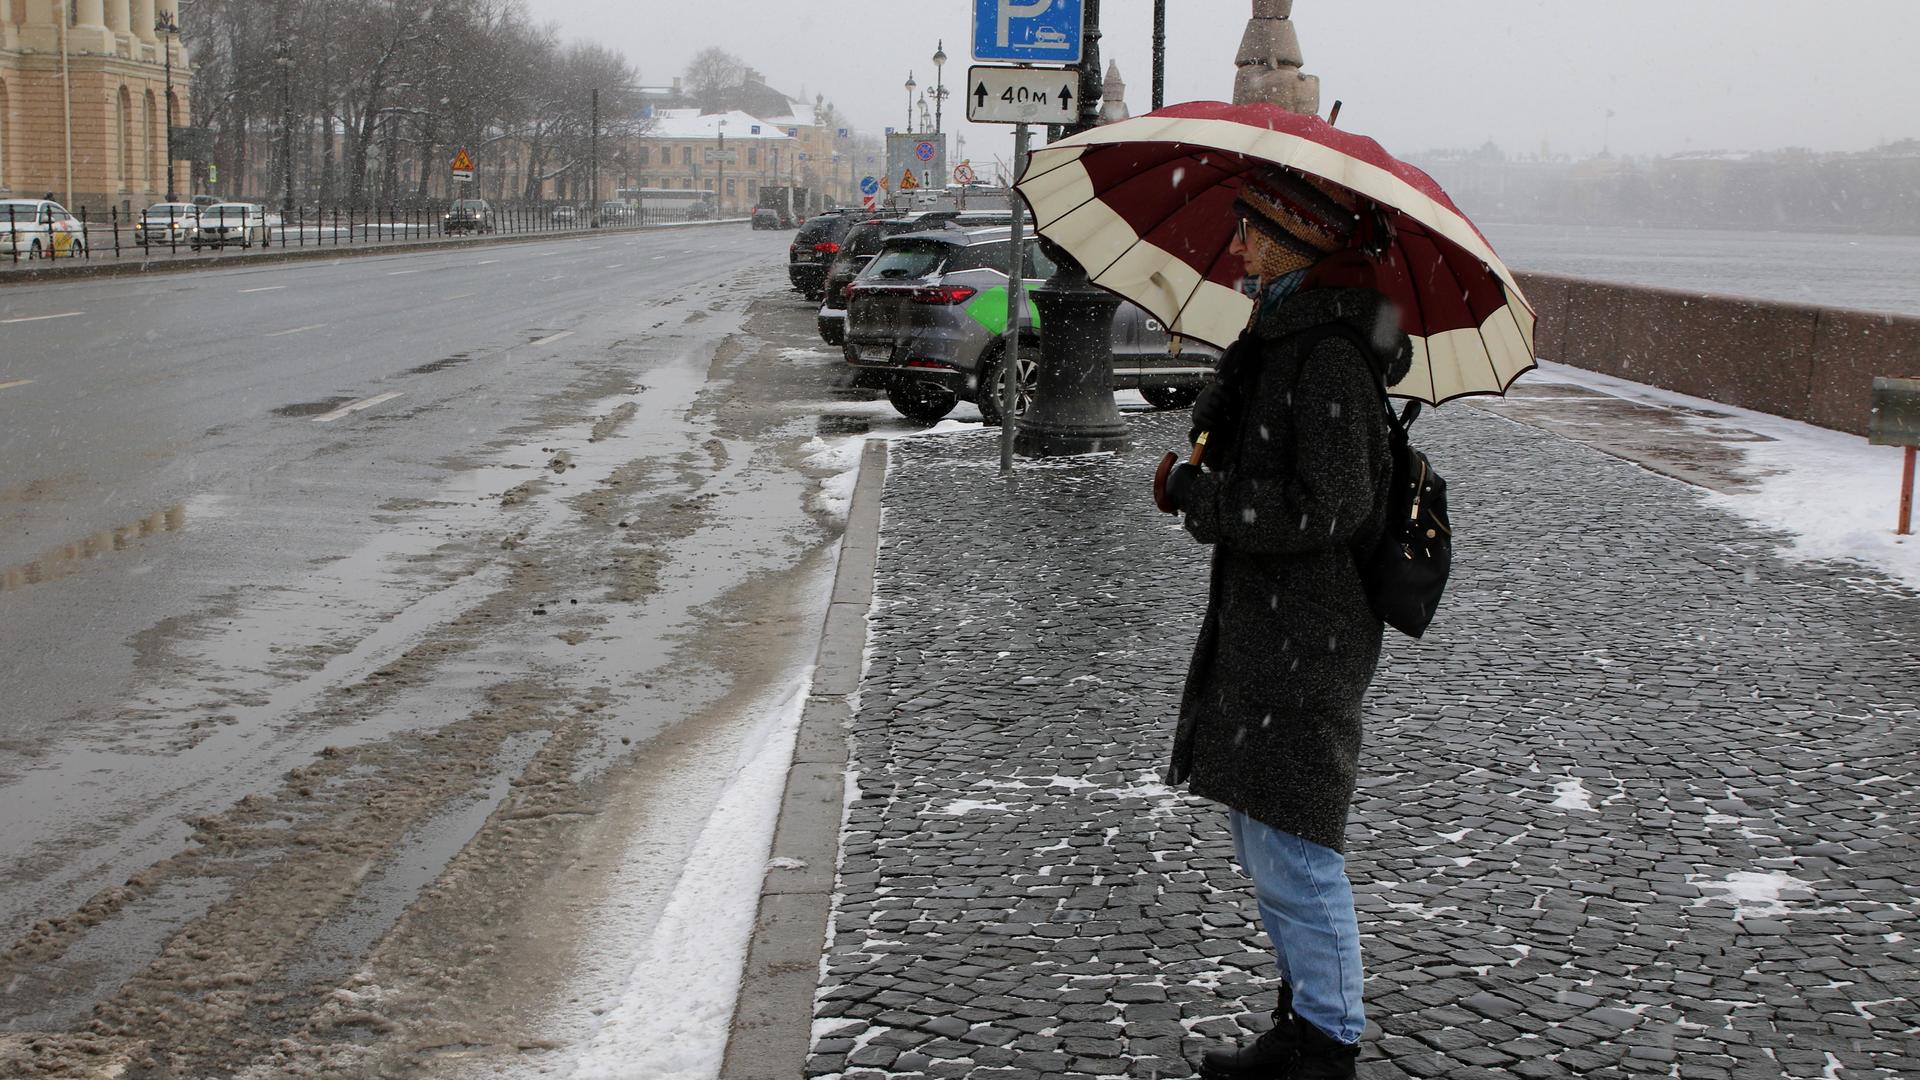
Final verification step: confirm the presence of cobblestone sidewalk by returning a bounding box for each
[809,407,1918,1080]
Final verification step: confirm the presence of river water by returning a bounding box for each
[1480,222,1920,318]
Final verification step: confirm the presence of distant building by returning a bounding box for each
[1,0,193,211]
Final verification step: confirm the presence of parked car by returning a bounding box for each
[190,203,269,249]
[751,207,781,230]
[0,199,86,259]
[551,204,579,226]
[787,209,867,299]
[445,199,497,234]
[817,213,962,346]
[134,202,199,248]
[843,226,1218,424]
[600,201,633,224]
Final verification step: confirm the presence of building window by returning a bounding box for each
[748,145,759,167]
[726,178,735,195]
[682,145,693,165]
[638,146,650,166]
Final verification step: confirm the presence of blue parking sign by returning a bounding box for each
[972,0,1083,64]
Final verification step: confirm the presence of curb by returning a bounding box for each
[0,217,755,287]
[720,439,887,1080]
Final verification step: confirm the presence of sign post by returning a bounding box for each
[971,0,1084,474]
[1869,376,1920,535]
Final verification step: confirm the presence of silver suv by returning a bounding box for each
[843,226,1218,423]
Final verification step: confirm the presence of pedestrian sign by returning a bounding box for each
[953,162,978,184]
[972,0,1084,65]
[914,140,937,163]
[859,175,880,196]
[451,147,474,182]
[899,168,920,192]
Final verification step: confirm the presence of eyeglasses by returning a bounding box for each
[1234,216,1248,246]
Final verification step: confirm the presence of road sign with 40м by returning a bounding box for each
[966,64,1077,125]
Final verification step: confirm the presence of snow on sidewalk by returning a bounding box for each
[1529,360,1919,591]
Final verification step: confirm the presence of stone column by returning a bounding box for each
[1233,0,1320,114]
[107,0,132,35]
[133,0,158,44]
[21,0,62,51]
[72,0,117,53]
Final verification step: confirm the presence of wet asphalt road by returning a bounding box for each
[0,227,782,738]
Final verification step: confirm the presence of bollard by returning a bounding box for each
[1014,238,1129,457]
[1868,376,1920,535]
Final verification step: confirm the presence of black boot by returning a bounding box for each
[1199,984,1297,1079]
[1288,1014,1360,1080]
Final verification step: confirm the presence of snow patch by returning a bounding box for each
[1552,779,1597,811]
[1531,361,1920,591]
[932,798,1015,815]
[562,674,814,1080]
[801,435,866,523]
[1689,869,1838,919]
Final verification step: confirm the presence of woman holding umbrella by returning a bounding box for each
[1160,167,1406,1080]
[1014,101,1537,1080]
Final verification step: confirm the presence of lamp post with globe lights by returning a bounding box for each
[904,72,916,134]
[932,40,948,134]
[156,8,180,201]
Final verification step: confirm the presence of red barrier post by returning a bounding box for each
[1900,445,1915,536]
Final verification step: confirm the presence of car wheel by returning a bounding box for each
[975,344,1039,427]
[1140,384,1202,410]
[886,378,958,424]
[28,239,44,260]
[67,239,85,258]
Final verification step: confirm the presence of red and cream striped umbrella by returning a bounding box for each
[1015,100,1536,405]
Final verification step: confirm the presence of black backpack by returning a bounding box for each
[1294,326,1452,639]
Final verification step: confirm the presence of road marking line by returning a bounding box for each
[387,268,423,275]
[310,391,403,423]
[604,263,624,269]
[0,379,33,392]
[0,311,82,325]
[239,285,286,293]
[444,292,475,300]
[476,259,500,265]
[264,323,325,338]
[529,330,574,347]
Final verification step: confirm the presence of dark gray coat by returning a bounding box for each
[1165,285,1411,853]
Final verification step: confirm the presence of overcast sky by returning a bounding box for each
[532,0,1919,173]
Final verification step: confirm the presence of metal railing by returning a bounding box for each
[2,202,732,267]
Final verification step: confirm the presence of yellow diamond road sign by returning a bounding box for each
[451,148,475,180]
[899,168,919,192]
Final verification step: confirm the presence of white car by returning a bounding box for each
[190,203,270,250]
[135,202,199,248]
[0,199,86,259]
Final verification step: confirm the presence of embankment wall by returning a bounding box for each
[1515,271,1920,436]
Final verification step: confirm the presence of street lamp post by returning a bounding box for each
[904,72,916,134]
[276,40,294,217]
[932,40,947,135]
[156,10,179,202]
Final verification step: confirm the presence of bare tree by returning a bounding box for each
[683,47,746,113]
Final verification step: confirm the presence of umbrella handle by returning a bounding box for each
[1152,432,1209,515]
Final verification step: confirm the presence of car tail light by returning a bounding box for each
[909,285,977,305]
[813,242,841,254]
[839,282,854,300]
[905,359,955,370]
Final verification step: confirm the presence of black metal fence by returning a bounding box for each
[1,202,734,266]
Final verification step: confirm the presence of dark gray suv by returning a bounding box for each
[843,226,1218,424]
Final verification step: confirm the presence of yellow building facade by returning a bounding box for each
[1,0,191,212]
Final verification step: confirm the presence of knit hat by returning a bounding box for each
[1234,167,1360,278]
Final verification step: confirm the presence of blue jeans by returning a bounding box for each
[1228,810,1365,1044]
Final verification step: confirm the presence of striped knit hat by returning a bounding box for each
[1234,167,1361,278]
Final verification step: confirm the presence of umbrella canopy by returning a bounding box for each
[1015,101,1536,405]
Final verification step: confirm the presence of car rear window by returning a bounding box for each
[940,239,1059,277]
[866,242,949,280]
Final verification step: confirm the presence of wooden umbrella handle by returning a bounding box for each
[1153,432,1210,514]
